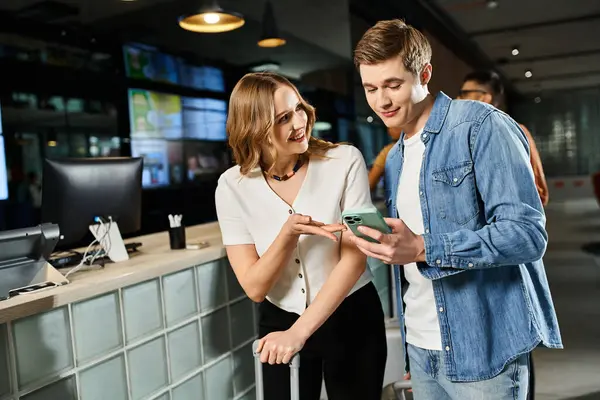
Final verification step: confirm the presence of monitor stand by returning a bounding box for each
[89,218,129,263]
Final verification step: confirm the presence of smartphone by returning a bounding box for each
[341,207,391,243]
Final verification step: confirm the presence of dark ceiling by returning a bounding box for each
[0,0,352,79]
[430,0,600,95]
[2,0,599,97]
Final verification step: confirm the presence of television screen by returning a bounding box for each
[184,141,231,183]
[131,139,172,188]
[129,89,183,139]
[123,44,179,85]
[182,98,227,141]
[0,135,7,201]
[167,141,184,185]
[179,64,225,92]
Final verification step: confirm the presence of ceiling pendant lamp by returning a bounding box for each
[257,1,286,48]
[178,0,245,33]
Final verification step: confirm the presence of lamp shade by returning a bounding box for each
[258,1,285,47]
[179,1,245,33]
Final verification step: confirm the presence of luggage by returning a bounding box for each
[252,339,300,400]
[253,339,412,400]
[383,380,413,400]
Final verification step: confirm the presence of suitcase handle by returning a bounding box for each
[252,339,300,400]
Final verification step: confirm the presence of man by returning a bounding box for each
[350,19,562,399]
[459,70,549,206]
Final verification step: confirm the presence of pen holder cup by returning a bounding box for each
[168,226,186,250]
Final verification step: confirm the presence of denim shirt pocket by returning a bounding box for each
[431,161,479,226]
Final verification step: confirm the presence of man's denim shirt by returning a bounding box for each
[385,92,562,382]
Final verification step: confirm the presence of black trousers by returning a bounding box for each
[258,282,388,400]
[528,353,536,399]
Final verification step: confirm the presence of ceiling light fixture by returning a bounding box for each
[258,1,286,48]
[525,70,533,78]
[487,0,499,9]
[178,0,245,33]
[511,47,519,56]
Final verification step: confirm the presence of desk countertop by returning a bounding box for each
[0,222,227,324]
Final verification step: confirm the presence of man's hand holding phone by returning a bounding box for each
[348,217,426,265]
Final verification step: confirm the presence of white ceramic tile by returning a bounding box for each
[72,292,123,364]
[0,325,11,397]
[201,308,231,364]
[197,260,227,312]
[122,279,163,343]
[233,343,254,395]
[128,337,169,400]
[171,372,204,400]
[163,268,198,327]
[205,356,234,400]
[229,299,254,348]
[79,355,127,400]
[167,322,202,381]
[12,307,73,388]
[225,261,245,301]
[21,375,77,400]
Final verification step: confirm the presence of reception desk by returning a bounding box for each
[0,223,257,400]
[0,219,393,400]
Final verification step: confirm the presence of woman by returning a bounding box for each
[215,72,387,400]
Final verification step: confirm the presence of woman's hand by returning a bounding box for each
[256,328,307,365]
[283,214,346,241]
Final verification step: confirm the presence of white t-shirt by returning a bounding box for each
[396,131,442,351]
[215,145,374,315]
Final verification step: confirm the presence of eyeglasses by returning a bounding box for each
[458,89,488,98]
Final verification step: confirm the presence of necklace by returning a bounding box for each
[267,158,303,181]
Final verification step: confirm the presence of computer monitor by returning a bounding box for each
[41,157,143,260]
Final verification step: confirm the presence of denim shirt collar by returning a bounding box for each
[424,91,452,134]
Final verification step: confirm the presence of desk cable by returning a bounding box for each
[64,219,112,279]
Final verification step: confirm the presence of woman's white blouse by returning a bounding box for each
[215,145,374,315]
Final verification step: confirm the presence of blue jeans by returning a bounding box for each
[407,344,530,400]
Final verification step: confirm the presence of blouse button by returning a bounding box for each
[288,209,293,214]
[295,259,300,264]
[301,288,305,294]
[298,273,303,278]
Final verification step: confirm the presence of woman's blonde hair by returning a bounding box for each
[226,72,338,175]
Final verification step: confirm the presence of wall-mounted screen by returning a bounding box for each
[0,102,7,201]
[182,97,227,141]
[123,44,179,85]
[131,139,185,188]
[0,135,7,201]
[129,89,183,139]
[184,141,231,183]
[179,64,225,92]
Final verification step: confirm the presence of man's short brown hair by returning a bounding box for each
[353,19,432,76]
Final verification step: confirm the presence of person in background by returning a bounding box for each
[459,71,546,399]
[368,127,402,191]
[351,19,562,400]
[215,72,387,400]
[458,70,549,206]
